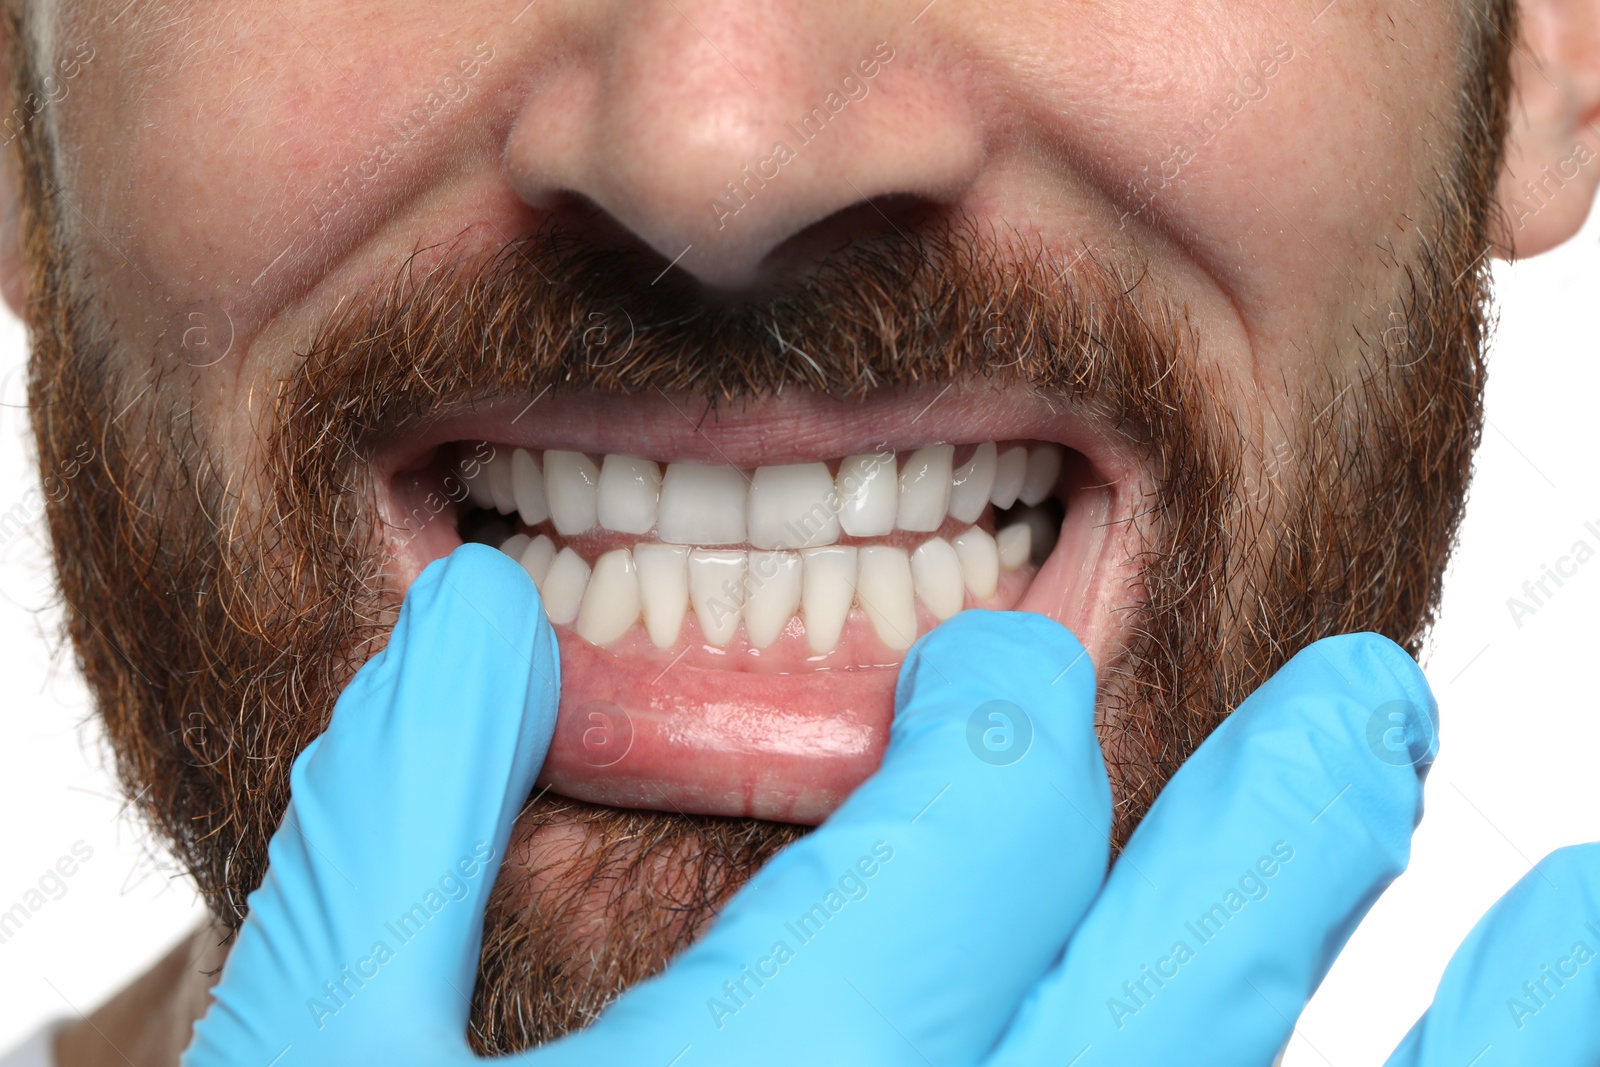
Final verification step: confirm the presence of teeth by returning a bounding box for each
[951,527,999,600]
[519,533,556,587]
[660,463,748,546]
[896,444,954,532]
[466,449,498,509]
[545,451,600,535]
[575,549,641,647]
[597,454,661,535]
[990,445,1028,509]
[947,442,997,523]
[511,449,551,526]
[801,545,858,654]
[856,546,917,651]
[483,440,1061,647]
[910,538,964,621]
[1010,503,1061,560]
[1018,443,1064,507]
[499,532,531,563]
[540,547,591,624]
[744,551,802,648]
[748,463,839,549]
[836,452,897,537]
[633,543,690,649]
[997,524,1032,572]
[689,549,746,646]
[485,448,518,514]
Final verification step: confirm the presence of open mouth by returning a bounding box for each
[377,386,1148,824]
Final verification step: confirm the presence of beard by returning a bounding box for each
[7,4,1511,1052]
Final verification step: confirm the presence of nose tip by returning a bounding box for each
[502,12,982,289]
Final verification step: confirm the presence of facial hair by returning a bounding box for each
[6,2,1512,1051]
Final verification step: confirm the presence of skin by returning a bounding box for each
[2,0,1598,1062]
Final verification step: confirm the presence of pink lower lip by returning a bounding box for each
[379,386,1148,824]
[530,565,1036,823]
[536,639,898,824]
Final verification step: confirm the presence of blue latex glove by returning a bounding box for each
[1383,843,1600,1066]
[184,543,1438,1065]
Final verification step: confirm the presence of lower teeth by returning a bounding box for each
[471,517,1046,654]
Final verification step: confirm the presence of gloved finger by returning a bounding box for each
[986,632,1435,1067]
[1386,842,1600,1067]
[191,543,559,1058]
[532,611,1111,1067]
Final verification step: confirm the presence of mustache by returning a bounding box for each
[281,221,1201,461]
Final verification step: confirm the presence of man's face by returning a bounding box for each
[5,0,1506,1050]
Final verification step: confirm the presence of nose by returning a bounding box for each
[502,2,984,289]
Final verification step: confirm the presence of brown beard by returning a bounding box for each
[6,0,1512,1052]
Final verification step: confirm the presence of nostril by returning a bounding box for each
[750,194,946,288]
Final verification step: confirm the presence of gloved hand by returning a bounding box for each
[1383,847,1600,1065]
[183,542,1438,1066]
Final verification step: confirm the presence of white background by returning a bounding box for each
[0,207,1596,1060]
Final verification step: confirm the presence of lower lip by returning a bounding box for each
[536,639,898,824]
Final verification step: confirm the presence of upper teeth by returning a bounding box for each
[470,441,1061,653]
[475,441,1062,547]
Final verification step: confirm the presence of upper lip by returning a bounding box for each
[371,380,1152,823]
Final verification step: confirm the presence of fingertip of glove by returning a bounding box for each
[410,542,536,615]
[399,544,559,683]
[897,610,1096,708]
[1290,632,1439,780]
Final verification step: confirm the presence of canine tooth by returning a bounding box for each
[511,448,551,526]
[519,534,556,587]
[500,532,531,560]
[990,446,1028,509]
[660,463,747,545]
[749,463,839,549]
[540,547,591,624]
[634,543,690,648]
[910,538,964,621]
[997,524,1032,571]
[1018,443,1064,506]
[744,551,802,648]
[801,546,857,654]
[597,454,661,535]
[545,451,600,535]
[897,444,954,532]
[836,452,897,537]
[951,527,999,600]
[856,546,917,651]
[947,442,997,523]
[485,448,517,514]
[575,549,641,646]
[689,549,747,647]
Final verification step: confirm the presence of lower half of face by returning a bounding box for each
[22,199,1489,1045]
